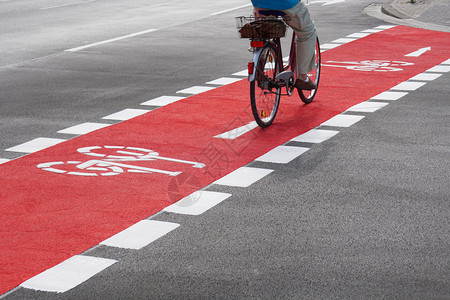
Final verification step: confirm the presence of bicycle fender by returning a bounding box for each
[248,47,263,82]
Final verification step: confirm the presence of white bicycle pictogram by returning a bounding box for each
[322,60,414,72]
[37,146,205,177]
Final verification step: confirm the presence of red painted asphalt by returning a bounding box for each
[1,26,449,294]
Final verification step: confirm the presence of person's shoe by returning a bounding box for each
[294,78,317,90]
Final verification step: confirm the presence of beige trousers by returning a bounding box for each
[282,1,317,74]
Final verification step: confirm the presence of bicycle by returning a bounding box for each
[236,11,321,128]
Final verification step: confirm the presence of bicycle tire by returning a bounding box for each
[250,43,281,128]
[298,37,321,104]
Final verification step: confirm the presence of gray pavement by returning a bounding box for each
[366,0,450,32]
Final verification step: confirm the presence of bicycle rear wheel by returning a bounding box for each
[250,44,281,128]
[298,37,321,104]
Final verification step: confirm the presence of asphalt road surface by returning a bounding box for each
[1,0,449,299]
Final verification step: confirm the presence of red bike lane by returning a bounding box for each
[1,26,449,294]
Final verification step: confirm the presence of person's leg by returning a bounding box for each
[283,1,317,89]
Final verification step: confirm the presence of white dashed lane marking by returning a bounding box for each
[102,108,150,121]
[321,114,365,128]
[206,77,243,85]
[57,122,112,135]
[100,220,179,250]
[141,96,186,107]
[391,81,427,91]
[6,138,66,154]
[164,191,232,216]
[176,86,216,95]
[214,167,274,187]
[291,129,340,143]
[255,146,309,164]
[0,159,10,164]
[409,73,442,81]
[346,101,389,113]
[20,255,117,293]
[371,91,409,101]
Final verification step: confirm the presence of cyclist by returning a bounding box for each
[251,0,317,90]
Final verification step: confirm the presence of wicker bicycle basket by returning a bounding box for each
[236,16,287,39]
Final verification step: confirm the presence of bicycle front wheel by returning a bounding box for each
[250,44,281,128]
[298,37,321,104]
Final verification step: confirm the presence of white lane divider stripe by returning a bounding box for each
[346,32,372,38]
[102,108,150,121]
[0,158,10,164]
[5,137,66,153]
[426,65,450,73]
[232,70,248,77]
[57,122,111,135]
[141,96,186,107]
[176,86,216,95]
[409,73,442,81]
[391,81,427,91]
[346,101,389,113]
[442,59,450,65]
[320,43,341,50]
[164,191,232,216]
[292,129,340,143]
[371,91,408,101]
[210,4,252,16]
[206,77,243,85]
[331,38,356,44]
[65,29,158,52]
[321,114,365,128]
[214,121,258,140]
[214,167,274,187]
[20,255,117,293]
[255,146,309,164]
[100,220,179,250]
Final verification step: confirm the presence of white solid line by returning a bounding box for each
[214,121,258,139]
[40,0,96,10]
[292,129,339,143]
[100,220,179,250]
[20,255,117,293]
[214,167,274,187]
[164,191,232,215]
[6,138,66,153]
[255,146,309,164]
[65,29,158,52]
[210,4,252,16]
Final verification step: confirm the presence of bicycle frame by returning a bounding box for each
[248,32,297,95]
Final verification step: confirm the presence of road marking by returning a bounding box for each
[40,0,96,10]
[0,159,10,164]
[6,138,66,153]
[210,4,252,16]
[346,101,389,113]
[405,46,431,57]
[361,29,383,33]
[347,33,371,38]
[320,43,341,50]
[426,65,450,73]
[102,108,150,121]
[375,25,397,29]
[409,73,442,81]
[65,29,158,52]
[391,81,427,91]
[371,91,408,101]
[232,70,248,77]
[321,114,365,127]
[141,96,186,107]
[291,129,339,143]
[20,255,117,293]
[100,220,179,250]
[176,86,216,95]
[332,38,356,44]
[57,122,111,135]
[442,59,450,64]
[214,167,274,187]
[164,191,232,215]
[206,77,243,85]
[255,146,309,164]
[214,121,258,139]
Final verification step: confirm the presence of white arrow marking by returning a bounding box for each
[309,0,345,6]
[405,47,431,57]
